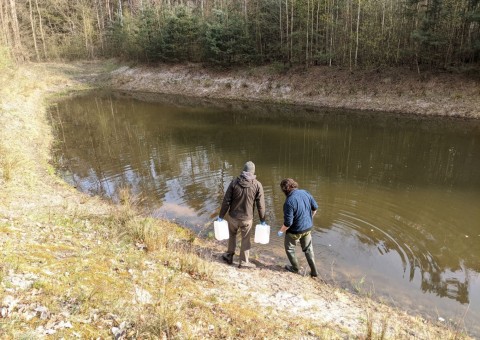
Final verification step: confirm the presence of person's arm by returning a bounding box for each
[310,193,319,217]
[283,199,294,227]
[219,180,235,219]
[278,200,293,235]
[255,182,266,222]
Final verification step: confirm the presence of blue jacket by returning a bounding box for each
[283,189,318,234]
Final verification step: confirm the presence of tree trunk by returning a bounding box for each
[34,0,47,59]
[0,0,10,47]
[118,0,123,24]
[9,0,23,60]
[244,0,248,23]
[279,0,283,52]
[106,0,112,22]
[349,0,353,70]
[290,0,293,64]
[381,0,385,36]
[95,0,104,53]
[331,0,338,66]
[82,6,90,57]
[329,0,334,66]
[310,0,314,63]
[324,0,328,59]
[306,0,309,67]
[315,0,320,62]
[343,0,349,65]
[354,0,360,68]
[28,0,40,61]
[285,0,289,63]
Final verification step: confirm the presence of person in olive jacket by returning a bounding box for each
[277,178,319,277]
[217,161,266,268]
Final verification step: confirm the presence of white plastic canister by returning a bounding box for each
[254,223,270,244]
[214,219,229,240]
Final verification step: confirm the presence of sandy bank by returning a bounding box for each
[108,63,480,119]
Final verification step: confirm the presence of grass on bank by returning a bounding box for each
[0,191,336,338]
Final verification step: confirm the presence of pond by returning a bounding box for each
[50,90,480,337]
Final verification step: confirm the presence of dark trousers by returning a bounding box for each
[284,231,318,276]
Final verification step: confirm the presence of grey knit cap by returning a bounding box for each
[243,161,255,174]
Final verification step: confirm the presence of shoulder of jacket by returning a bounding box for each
[254,179,264,188]
[228,178,239,189]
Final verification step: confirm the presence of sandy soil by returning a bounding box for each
[107,63,480,119]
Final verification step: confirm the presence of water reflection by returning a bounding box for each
[50,91,480,336]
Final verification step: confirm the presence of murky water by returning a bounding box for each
[50,91,480,336]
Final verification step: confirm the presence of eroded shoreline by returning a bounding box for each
[107,63,480,119]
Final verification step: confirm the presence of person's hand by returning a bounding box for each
[277,230,284,237]
[261,220,267,226]
[216,217,223,222]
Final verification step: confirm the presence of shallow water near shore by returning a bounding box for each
[50,90,480,337]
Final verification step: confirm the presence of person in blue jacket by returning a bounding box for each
[277,178,319,277]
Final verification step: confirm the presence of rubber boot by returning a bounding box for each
[222,252,233,265]
[286,251,300,272]
[305,251,318,277]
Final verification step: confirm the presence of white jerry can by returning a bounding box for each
[254,223,270,244]
[214,219,229,240]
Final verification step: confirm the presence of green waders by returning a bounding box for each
[284,230,318,277]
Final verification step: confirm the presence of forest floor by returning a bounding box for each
[0,60,476,339]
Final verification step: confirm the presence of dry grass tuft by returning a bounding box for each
[0,145,21,181]
[112,190,215,280]
[364,309,389,340]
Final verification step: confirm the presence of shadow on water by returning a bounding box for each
[49,90,480,337]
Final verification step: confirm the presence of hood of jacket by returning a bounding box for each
[238,171,256,187]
